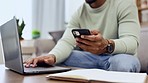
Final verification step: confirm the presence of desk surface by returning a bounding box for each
[0,64,147,83]
[0,65,75,83]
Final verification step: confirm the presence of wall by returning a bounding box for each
[0,0,32,39]
[32,0,65,39]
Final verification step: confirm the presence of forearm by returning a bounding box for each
[49,28,76,64]
[112,36,139,55]
[49,41,74,64]
[114,2,140,55]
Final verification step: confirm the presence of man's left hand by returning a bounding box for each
[76,30,108,54]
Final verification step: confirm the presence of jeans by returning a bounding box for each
[61,50,141,72]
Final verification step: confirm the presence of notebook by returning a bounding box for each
[0,17,71,74]
[47,69,148,83]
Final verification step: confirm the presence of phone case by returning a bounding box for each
[72,29,91,38]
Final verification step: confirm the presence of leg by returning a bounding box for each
[61,50,111,69]
[107,54,141,72]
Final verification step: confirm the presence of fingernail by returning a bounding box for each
[44,60,48,62]
[32,64,37,67]
[25,65,29,68]
[44,59,49,63]
[81,35,84,38]
[33,65,36,67]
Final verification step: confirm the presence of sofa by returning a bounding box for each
[34,28,148,72]
[137,28,148,72]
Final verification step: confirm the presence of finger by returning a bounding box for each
[90,30,100,35]
[32,58,38,67]
[76,38,93,46]
[81,34,102,42]
[25,59,34,68]
[77,42,90,51]
[77,41,101,54]
[79,45,95,53]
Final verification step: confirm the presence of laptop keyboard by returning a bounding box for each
[24,66,71,73]
[24,67,51,71]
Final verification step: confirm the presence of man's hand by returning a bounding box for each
[24,54,56,68]
[76,30,108,54]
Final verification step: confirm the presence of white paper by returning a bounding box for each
[47,69,147,83]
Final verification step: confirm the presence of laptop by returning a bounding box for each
[0,17,71,74]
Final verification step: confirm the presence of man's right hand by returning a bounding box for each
[24,54,56,68]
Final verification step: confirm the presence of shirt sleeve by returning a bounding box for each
[49,5,82,64]
[112,1,140,55]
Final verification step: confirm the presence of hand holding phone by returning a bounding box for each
[72,29,91,38]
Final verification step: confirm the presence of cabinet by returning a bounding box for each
[136,0,148,23]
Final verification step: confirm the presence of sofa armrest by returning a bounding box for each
[137,28,148,72]
[34,39,56,56]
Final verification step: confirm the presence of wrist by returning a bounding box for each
[105,39,115,54]
[48,54,56,64]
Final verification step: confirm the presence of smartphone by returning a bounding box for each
[72,29,91,38]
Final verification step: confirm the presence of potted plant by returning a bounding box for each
[32,29,41,39]
[16,19,25,40]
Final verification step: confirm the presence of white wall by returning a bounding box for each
[32,0,65,39]
[0,0,32,39]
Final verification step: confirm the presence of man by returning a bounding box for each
[25,0,141,72]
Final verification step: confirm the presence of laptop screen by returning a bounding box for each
[0,18,24,74]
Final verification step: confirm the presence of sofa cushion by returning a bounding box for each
[137,28,148,72]
[34,39,56,56]
[48,30,64,43]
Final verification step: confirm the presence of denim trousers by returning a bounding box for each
[61,50,141,72]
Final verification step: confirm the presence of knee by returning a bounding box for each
[109,63,137,72]
[62,50,86,67]
[63,50,82,63]
[108,54,141,72]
